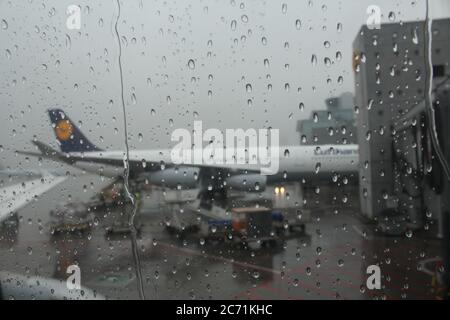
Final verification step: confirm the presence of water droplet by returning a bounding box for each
[1,19,8,30]
[315,162,321,174]
[65,34,71,49]
[187,59,195,70]
[313,112,319,123]
[412,28,419,45]
[301,135,307,143]
[231,20,237,31]
[388,11,396,21]
[284,83,290,92]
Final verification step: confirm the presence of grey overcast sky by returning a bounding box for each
[0,0,439,170]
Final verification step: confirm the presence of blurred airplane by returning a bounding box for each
[18,109,359,208]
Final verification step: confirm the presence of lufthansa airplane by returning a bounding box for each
[18,109,359,205]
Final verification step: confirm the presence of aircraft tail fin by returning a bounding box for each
[48,109,102,153]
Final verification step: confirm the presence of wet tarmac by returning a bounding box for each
[0,175,443,300]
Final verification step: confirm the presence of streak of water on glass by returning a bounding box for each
[114,0,146,300]
[423,0,450,182]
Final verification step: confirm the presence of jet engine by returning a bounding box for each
[225,174,267,192]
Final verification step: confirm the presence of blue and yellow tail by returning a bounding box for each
[48,109,102,153]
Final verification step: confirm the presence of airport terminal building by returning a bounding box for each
[297,92,357,145]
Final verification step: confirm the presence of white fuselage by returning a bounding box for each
[68,144,359,180]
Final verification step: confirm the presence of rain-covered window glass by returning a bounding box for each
[1,0,450,301]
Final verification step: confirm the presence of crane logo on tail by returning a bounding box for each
[55,120,73,141]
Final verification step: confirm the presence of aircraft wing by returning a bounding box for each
[0,271,104,300]
[0,174,66,223]
[64,149,273,175]
[19,142,268,175]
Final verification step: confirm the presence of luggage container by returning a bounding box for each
[231,207,273,243]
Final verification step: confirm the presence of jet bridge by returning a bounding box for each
[353,18,450,232]
[354,17,450,297]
